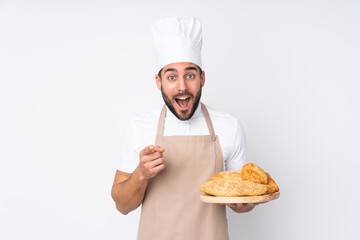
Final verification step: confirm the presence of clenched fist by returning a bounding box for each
[138,145,165,179]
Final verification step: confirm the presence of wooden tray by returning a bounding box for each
[200,191,280,204]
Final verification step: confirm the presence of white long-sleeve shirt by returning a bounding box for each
[117,103,248,173]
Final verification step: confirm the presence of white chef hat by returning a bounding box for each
[151,16,203,73]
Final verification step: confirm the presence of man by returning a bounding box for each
[111,16,258,240]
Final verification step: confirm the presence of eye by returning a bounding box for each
[168,75,176,81]
[187,74,195,79]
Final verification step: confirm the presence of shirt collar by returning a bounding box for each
[165,102,203,122]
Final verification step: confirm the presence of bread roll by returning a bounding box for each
[199,178,268,197]
[264,172,279,194]
[240,163,268,184]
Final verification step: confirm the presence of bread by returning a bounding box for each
[199,163,279,197]
[199,178,268,197]
[212,171,242,180]
[264,172,279,194]
[240,163,268,184]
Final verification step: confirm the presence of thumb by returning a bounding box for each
[140,145,155,156]
[154,145,165,153]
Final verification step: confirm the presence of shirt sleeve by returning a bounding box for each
[116,120,140,173]
[225,120,249,171]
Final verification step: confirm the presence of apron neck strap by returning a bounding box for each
[156,102,216,140]
[156,105,167,137]
[201,103,216,140]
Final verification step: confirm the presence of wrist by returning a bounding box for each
[134,166,150,182]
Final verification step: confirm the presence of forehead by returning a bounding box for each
[162,62,198,73]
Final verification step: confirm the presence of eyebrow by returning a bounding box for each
[185,67,198,72]
[163,68,177,74]
[163,67,198,74]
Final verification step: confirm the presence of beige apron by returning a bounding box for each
[137,103,229,240]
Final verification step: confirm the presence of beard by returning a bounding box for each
[161,86,202,121]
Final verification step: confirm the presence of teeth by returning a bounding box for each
[177,97,189,100]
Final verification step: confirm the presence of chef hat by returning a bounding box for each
[151,16,203,73]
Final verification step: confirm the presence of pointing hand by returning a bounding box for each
[138,145,165,179]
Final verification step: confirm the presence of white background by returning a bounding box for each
[1,0,359,239]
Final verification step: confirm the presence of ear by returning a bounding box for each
[200,70,205,87]
[155,74,161,91]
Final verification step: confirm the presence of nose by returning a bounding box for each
[177,77,188,92]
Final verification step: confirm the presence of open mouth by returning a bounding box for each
[175,96,191,110]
